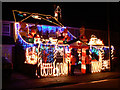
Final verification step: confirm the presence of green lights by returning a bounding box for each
[91,47,99,56]
[28,38,34,43]
[78,61,81,64]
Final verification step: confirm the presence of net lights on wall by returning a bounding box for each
[24,35,70,77]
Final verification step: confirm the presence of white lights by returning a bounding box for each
[32,15,39,19]
[81,64,86,69]
[15,20,116,77]
[40,62,53,76]
[89,35,114,73]
[34,38,41,44]
[40,60,68,77]
[111,45,114,60]
[55,12,58,17]
[15,22,20,42]
[91,61,101,73]
[88,35,104,46]
[25,47,38,65]
[15,22,34,45]
[90,45,114,73]
[90,47,103,73]
[49,37,57,44]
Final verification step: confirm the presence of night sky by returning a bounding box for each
[2,2,120,31]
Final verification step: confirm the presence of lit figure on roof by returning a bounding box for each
[88,35,104,46]
[79,26,88,45]
[54,6,62,21]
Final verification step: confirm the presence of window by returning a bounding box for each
[2,23,10,36]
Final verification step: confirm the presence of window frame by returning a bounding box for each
[2,23,10,36]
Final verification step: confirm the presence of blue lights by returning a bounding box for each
[66,46,69,51]
[48,26,52,30]
[37,26,42,32]
[67,31,74,40]
[42,25,48,34]
[40,45,54,63]
[42,25,57,35]
[18,14,23,17]
[61,28,65,32]
[78,61,81,64]
[90,47,99,56]
[48,26,56,34]
[16,24,19,30]
[16,23,75,50]
[17,32,35,49]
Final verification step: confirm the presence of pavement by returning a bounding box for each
[2,70,120,89]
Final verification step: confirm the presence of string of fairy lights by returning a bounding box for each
[12,10,64,27]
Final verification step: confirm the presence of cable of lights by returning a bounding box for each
[12,10,64,27]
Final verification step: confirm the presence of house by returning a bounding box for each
[2,20,119,77]
[2,20,15,64]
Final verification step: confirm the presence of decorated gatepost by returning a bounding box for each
[79,26,88,74]
[81,48,86,74]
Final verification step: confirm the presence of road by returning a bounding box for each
[2,71,120,89]
[51,78,120,88]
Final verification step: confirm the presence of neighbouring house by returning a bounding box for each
[2,20,15,67]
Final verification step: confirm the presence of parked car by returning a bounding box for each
[2,57,13,79]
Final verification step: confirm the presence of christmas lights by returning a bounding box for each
[88,35,104,45]
[89,45,114,73]
[25,47,38,65]
[91,50,103,73]
[40,60,68,77]
[13,10,64,27]
[13,8,115,77]
[81,48,87,73]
